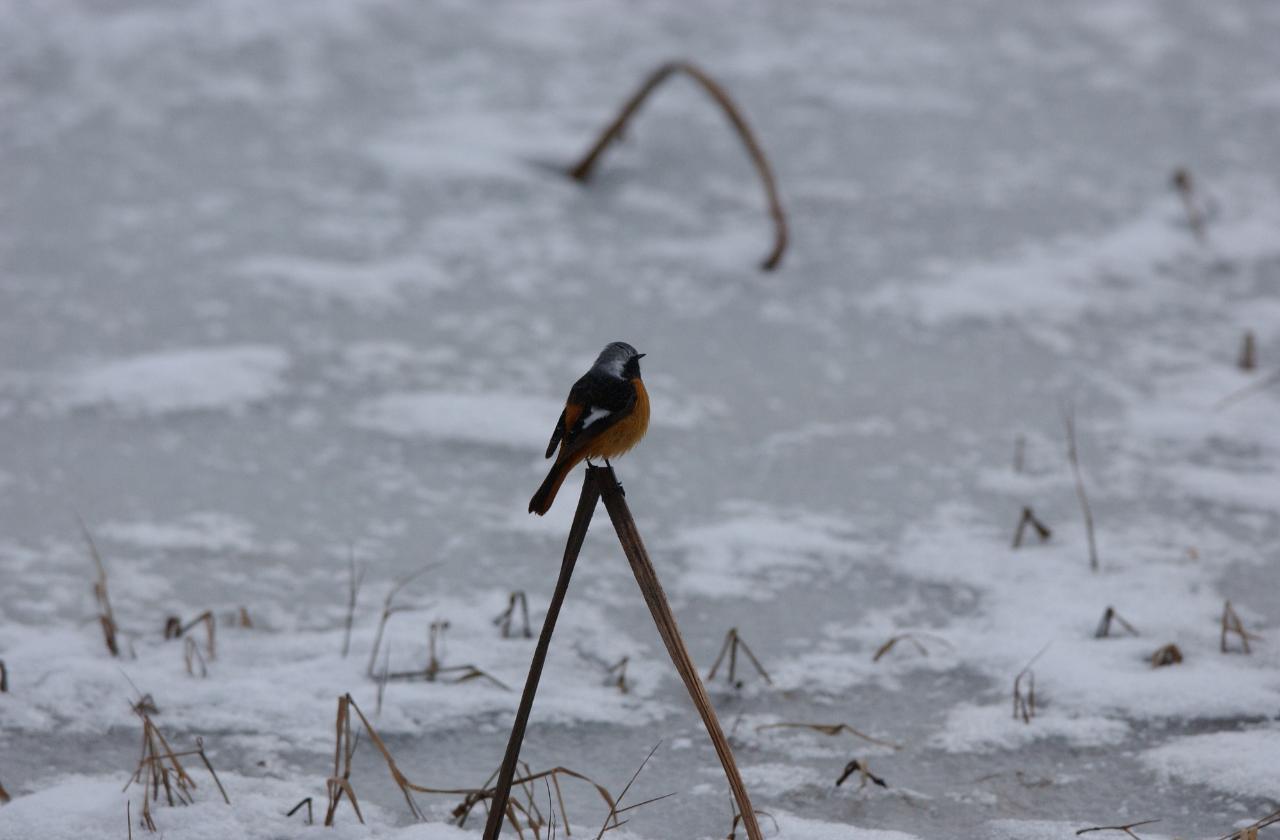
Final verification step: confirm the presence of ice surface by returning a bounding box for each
[2,0,1279,838]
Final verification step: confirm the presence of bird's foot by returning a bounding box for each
[602,459,625,494]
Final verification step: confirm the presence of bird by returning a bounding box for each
[528,341,650,515]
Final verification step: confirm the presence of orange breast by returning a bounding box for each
[583,378,650,460]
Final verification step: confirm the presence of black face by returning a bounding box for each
[594,341,644,379]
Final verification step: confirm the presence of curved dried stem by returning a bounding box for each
[755,722,901,751]
[568,60,788,271]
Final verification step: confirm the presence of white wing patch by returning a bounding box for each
[582,407,613,428]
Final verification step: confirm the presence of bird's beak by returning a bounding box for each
[636,353,646,359]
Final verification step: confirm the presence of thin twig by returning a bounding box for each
[1221,600,1262,654]
[756,722,901,751]
[365,565,435,678]
[594,742,667,839]
[1095,607,1140,638]
[1171,167,1206,243]
[835,759,887,789]
[1214,807,1280,840]
[1239,331,1257,371]
[1076,818,1161,839]
[285,797,314,824]
[872,631,953,662]
[567,61,788,271]
[1064,403,1100,572]
[342,544,367,658]
[1011,506,1052,549]
[78,515,120,657]
[707,628,772,687]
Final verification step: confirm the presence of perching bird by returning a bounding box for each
[528,341,650,515]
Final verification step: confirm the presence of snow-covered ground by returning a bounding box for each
[2,1,1279,838]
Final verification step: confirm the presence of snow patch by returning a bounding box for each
[55,346,290,416]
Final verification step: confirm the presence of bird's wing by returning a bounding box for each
[556,374,636,459]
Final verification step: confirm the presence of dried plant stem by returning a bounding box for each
[593,742,671,839]
[365,565,434,678]
[1064,405,1099,572]
[1076,818,1161,839]
[484,474,601,840]
[707,627,772,687]
[0,659,7,693]
[1214,807,1280,840]
[835,759,887,789]
[1171,168,1205,243]
[493,591,533,639]
[1011,506,1052,548]
[285,797,314,824]
[756,722,901,751]
[872,631,952,662]
[1095,607,1139,638]
[323,695,365,826]
[1239,331,1257,371]
[342,545,367,658]
[79,516,120,657]
[180,611,216,660]
[567,61,788,271]
[597,465,763,840]
[1215,369,1280,411]
[1220,600,1261,654]
[1012,644,1050,724]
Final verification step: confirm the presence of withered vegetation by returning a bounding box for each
[707,627,772,688]
[566,60,788,271]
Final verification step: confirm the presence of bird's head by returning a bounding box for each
[595,341,645,380]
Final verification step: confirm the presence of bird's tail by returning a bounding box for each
[528,456,578,515]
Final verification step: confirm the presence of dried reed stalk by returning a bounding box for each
[707,627,772,687]
[1011,506,1052,548]
[567,60,788,271]
[872,631,952,662]
[285,797,313,824]
[756,722,901,750]
[366,565,434,678]
[79,516,120,656]
[124,709,228,830]
[180,611,215,661]
[494,591,532,639]
[1064,405,1099,572]
[597,465,763,840]
[342,546,367,658]
[1221,600,1262,654]
[1095,607,1139,638]
[1076,818,1161,838]
[1171,168,1205,242]
[593,742,675,838]
[1013,644,1050,724]
[1150,643,1183,667]
[1239,331,1257,371]
[484,474,601,838]
[1214,808,1280,840]
[835,758,887,789]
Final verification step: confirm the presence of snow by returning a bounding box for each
[52,346,291,416]
[350,392,563,449]
[1142,728,1280,800]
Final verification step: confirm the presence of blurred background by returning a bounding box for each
[2,1,1279,838]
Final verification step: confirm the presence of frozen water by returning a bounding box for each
[2,1,1279,838]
